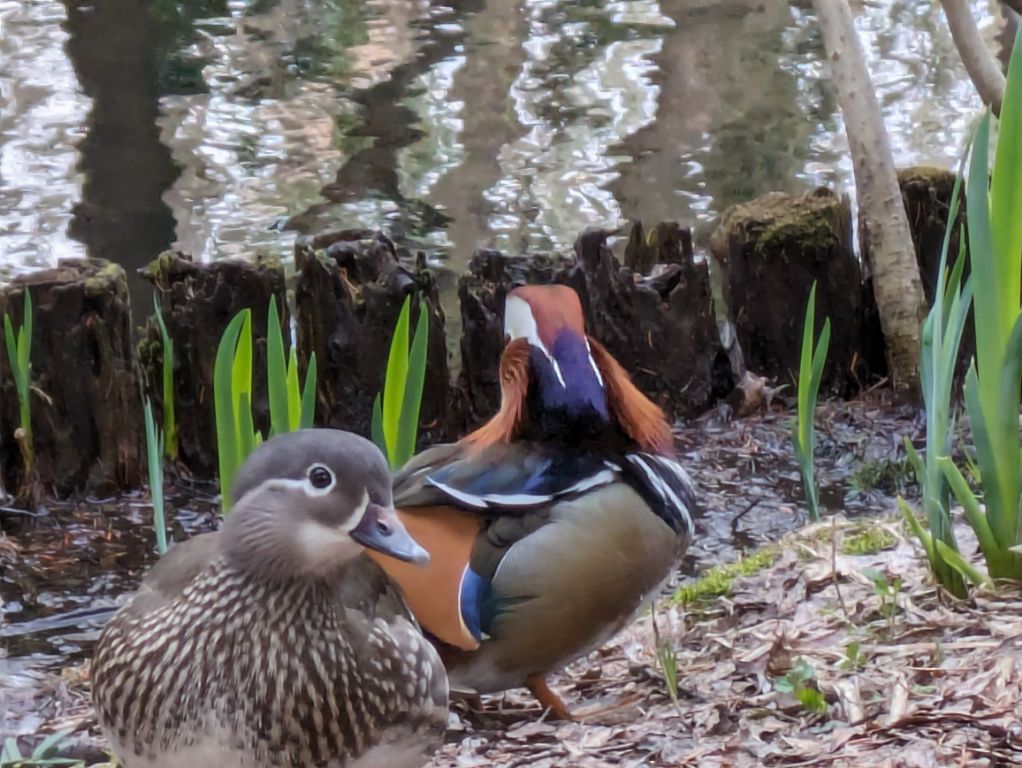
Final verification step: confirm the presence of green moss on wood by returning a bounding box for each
[716,191,850,262]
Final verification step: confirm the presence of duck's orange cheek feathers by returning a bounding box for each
[365,506,483,652]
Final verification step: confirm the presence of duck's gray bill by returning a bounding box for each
[351,503,430,566]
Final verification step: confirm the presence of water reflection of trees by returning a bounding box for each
[63,0,181,310]
[610,0,822,239]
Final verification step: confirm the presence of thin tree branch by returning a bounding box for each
[940,0,1006,115]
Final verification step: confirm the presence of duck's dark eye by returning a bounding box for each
[308,465,334,489]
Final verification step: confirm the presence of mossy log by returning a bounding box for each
[293,230,454,446]
[710,189,880,392]
[455,225,721,429]
[138,251,287,477]
[0,259,142,500]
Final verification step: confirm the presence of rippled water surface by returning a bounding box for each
[0,0,994,282]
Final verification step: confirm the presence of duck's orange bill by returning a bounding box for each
[365,506,482,651]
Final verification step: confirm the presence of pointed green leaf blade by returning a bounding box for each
[299,352,318,430]
[371,393,386,460]
[396,302,430,467]
[266,297,290,438]
[286,346,301,431]
[382,296,412,464]
[213,310,247,513]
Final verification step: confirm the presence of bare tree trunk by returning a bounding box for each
[941,0,1006,114]
[812,0,927,389]
[813,0,927,386]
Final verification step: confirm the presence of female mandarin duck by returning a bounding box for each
[366,284,696,720]
[92,430,448,768]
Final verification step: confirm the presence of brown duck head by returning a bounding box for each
[464,284,673,455]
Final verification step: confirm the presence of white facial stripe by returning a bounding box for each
[504,294,567,388]
[584,338,604,386]
[341,490,371,532]
[295,519,363,573]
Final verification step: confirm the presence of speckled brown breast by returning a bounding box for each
[91,556,446,768]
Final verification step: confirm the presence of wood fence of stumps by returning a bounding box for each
[0,168,961,501]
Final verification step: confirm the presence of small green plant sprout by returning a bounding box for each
[651,610,681,713]
[214,309,260,513]
[863,567,903,635]
[773,659,827,715]
[839,640,867,671]
[372,294,430,469]
[266,296,317,438]
[153,294,178,461]
[791,281,831,522]
[3,288,33,475]
[144,398,168,556]
[1,729,82,767]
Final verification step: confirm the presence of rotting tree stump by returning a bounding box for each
[623,220,694,275]
[898,166,968,302]
[0,259,142,500]
[710,189,881,392]
[138,251,287,477]
[574,228,723,417]
[455,225,721,431]
[293,230,454,447]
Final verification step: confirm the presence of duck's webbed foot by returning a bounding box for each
[525,673,574,721]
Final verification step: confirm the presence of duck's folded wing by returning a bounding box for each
[621,452,697,539]
[395,441,617,511]
[121,532,222,619]
[374,442,619,651]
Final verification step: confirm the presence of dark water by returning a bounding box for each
[0,0,986,304]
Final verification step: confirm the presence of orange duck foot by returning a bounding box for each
[526,674,574,721]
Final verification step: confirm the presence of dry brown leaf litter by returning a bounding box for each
[432,518,1022,768]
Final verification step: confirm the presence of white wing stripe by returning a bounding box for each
[627,454,694,536]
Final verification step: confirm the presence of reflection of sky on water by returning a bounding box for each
[0,0,91,275]
[0,0,994,277]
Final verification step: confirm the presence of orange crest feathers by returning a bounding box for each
[463,338,530,448]
[508,285,586,348]
[587,338,674,455]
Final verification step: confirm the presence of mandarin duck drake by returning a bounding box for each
[91,429,448,768]
[366,284,696,720]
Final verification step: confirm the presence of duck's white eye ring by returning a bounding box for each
[307,464,335,492]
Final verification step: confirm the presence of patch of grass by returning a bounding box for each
[672,546,779,606]
[848,457,914,494]
[841,527,897,556]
